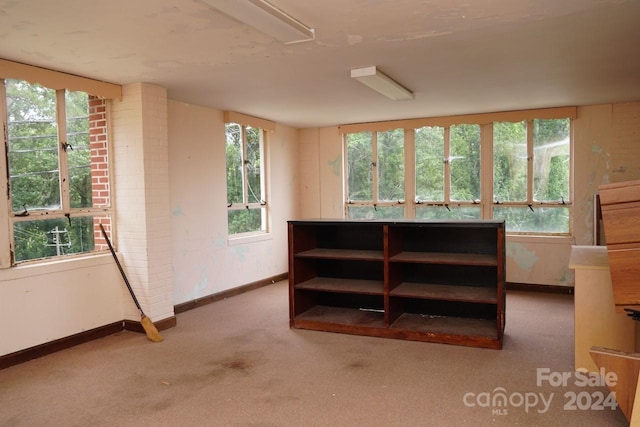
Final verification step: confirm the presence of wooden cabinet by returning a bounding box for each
[288,219,506,349]
[599,180,640,312]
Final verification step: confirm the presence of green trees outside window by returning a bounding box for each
[346,129,404,219]
[225,123,267,235]
[493,119,570,232]
[4,78,108,262]
[345,117,571,234]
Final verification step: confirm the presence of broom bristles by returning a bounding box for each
[141,315,164,343]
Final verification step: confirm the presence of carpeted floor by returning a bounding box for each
[0,281,629,426]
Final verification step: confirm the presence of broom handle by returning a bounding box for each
[99,224,145,316]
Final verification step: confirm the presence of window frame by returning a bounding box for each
[223,111,275,240]
[340,107,575,236]
[344,129,406,219]
[1,78,114,265]
[490,119,573,235]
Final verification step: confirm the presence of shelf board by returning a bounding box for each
[390,282,497,304]
[390,251,497,266]
[295,277,384,295]
[295,248,384,261]
[295,305,385,328]
[390,313,498,339]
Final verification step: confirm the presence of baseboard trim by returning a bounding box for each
[1,272,287,370]
[123,315,177,334]
[174,272,288,314]
[507,282,574,295]
[0,321,123,371]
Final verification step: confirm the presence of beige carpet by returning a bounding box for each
[0,281,629,426]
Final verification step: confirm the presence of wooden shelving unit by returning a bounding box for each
[288,219,506,349]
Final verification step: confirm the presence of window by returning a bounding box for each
[225,122,268,235]
[341,108,573,235]
[345,129,405,219]
[3,78,111,263]
[414,124,482,220]
[492,118,571,233]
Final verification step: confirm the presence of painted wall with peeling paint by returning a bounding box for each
[167,101,298,304]
[297,102,640,286]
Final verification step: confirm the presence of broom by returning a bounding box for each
[99,224,164,343]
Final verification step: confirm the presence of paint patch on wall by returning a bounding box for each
[197,267,208,293]
[215,234,226,249]
[327,156,341,176]
[172,206,184,216]
[506,242,539,272]
[232,246,249,262]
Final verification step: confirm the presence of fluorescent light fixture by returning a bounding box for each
[199,0,315,44]
[350,66,414,101]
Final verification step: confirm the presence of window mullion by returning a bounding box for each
[241,125,249,205]
[404,129,415,219]
[481,123,493,219]
[0,80,11,268]
[372,132,378,203]
[443,127,451,204]
[526,120,534,204]
[259,129,266,204]
[56,89,71,212]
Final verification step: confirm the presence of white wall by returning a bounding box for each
[1,96,300,358]
[297,102,640,287]
[0,255,123,355]
[168,101,298,304]
[1,93,636,359]
[111,83,174,322]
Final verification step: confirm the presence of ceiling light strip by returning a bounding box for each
[199,0,314,44]
[351,66,414,101]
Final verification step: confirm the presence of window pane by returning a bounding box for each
[493,121,527,202]
[13,216,96,262]
[415,206,481,220]
[377,129,404,201]
[225,123,243,205]
[66,90,92,208]
[6,79,61,212]
[450,124,480,201]
[245,126,262,204]
[533,118,570,203]
[415,126,444,201]
[346,132,373,201]
[347,205,404,219]
[228,208,263,234]
[493,206,569,233]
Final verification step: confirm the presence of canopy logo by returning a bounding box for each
[462,368,618,416]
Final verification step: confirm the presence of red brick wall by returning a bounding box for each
[89,96,111,250]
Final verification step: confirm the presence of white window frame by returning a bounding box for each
[343,129,406,218]
[224,111,274,240]
[1,76,116,266]
[339,107,576,236]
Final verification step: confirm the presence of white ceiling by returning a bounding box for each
[0,0,639,128]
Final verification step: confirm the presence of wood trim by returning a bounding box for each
[223,111,276,132]
[338,106,577,134]
[0,274,287,370]
[123,316,177,334]
[0,322,123,370]
[174,272,288,314]
[0,58,122,100]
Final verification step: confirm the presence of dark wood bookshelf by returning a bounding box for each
[288,219,506,349]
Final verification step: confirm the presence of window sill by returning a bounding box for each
[0,252,114,281]
[506,234,575,245]
[228,232,272,246]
